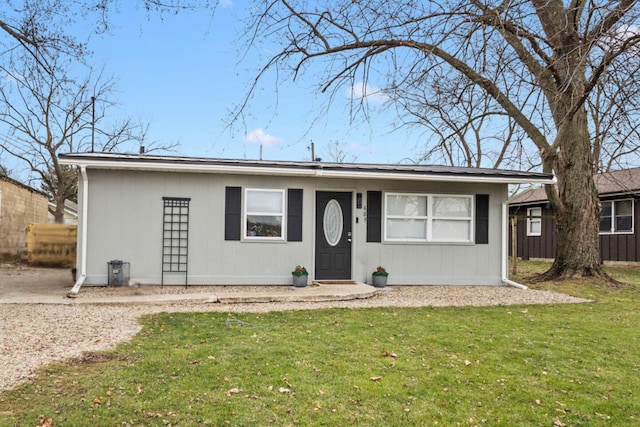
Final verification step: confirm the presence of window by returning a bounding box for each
[244,189,285,240]
[384,193,473,243]
[432,196,472,241]
[527,207,542,236]
[600,200,634,234]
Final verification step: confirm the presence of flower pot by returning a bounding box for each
[292,274,308,287]
[372,275,388,288]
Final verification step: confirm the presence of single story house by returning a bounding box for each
[509,167,640,263]
[58,153,554,289]
[0,175,49,258]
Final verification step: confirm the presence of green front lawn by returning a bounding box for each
[1,262,639,426]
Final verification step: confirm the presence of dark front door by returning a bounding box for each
[315,191,352,280]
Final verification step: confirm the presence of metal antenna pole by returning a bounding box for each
[91,96,95,153]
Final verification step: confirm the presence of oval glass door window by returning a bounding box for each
[323,199,343,246]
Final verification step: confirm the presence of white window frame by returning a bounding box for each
[383,192,474,243]
[599,199,634,235]
[526,207,542,237]
[243,188,286,241]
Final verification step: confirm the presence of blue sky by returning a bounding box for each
[81,2,416,164]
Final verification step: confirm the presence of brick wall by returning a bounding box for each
[0,177,49,258]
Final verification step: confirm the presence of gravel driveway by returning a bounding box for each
[0,266,590,392]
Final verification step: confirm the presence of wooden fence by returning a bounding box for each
[26,224,77,267]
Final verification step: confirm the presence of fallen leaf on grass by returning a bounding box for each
[279,387,290,393]
[370,376,382,381]
[227,388,242,396]
[38,418,53,427]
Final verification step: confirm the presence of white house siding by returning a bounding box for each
[80,168,507,286]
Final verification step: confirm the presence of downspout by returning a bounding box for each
[67,165,88,297]
[501,201,528,290]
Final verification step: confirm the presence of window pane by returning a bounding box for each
[599,216,612,232]
[616,200,632,216]
[386,219,426,239]
[600,200,612,232]
[433,197,471,218]
[529,221,541,235]
[529,207,541,217]
[247,190,283,214]
[432,220,471,241]
[386,195,426,216]
[615,216,632,232]
[247,215,282,237]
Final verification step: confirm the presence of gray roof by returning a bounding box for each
[48,199,78,215]
[59,152,555,184]
[509,167,640,205]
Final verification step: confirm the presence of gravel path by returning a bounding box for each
[0,286,589,392]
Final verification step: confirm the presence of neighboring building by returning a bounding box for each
[0,175,49,258]
[48,199,78,224]
[509,167,640,263]
[59,153,554,287]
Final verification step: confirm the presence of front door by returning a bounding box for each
[315,191,352,280]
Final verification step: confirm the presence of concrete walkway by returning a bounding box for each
[0,266,379,305]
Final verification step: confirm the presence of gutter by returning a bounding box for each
[501,201,528,290]
[67,166,88,298]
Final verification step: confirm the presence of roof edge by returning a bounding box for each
[59,152,556,185]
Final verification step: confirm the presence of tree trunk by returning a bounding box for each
[53,194,66,224]
[537,108,607,281]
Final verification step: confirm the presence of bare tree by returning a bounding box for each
[243,0,640,281]
[588,52,640,172]
[0,1,212,66]
[0,2,199,223]
[392,72,537,171]
[322,140,358,163]
[0,52,173,223]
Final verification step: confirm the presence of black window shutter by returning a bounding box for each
[367,191,382,242]
[225,186,242,241]
[475,194,489,244]
[287,188,303,242]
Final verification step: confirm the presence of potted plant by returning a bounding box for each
[291,265,309,287]
[371,265,388,288]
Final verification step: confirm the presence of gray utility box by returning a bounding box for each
[107,260,130,286]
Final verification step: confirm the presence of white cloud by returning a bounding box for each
[243,128,281,147]
[349,82,389,105]
[220,0,233,7]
